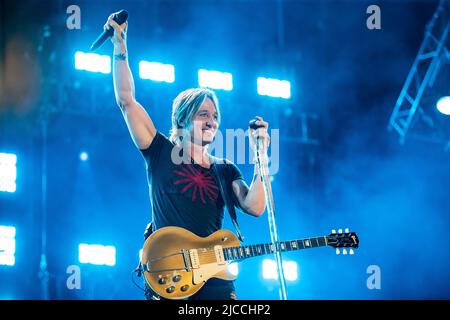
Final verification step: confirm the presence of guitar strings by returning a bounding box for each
[187,245,284,263]
[146,238,333,264]
[167,242,306,261]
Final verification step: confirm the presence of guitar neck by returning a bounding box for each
[223,236,329,261]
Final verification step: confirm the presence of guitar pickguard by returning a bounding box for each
[192,263,227,284]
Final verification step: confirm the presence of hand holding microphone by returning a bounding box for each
[90,10,128,51]
[248,116,270,163]
[105,11,128,47]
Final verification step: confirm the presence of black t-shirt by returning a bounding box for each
[140,131,244,238]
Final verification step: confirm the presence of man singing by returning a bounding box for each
[106,13,270,300]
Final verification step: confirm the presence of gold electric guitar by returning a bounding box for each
[140,226,359,300]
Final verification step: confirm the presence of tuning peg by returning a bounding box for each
[335,248,340,255]
[345,228,349,233]
[342,249,348,255]
[338,229,343,234]
[331,229,336,234]
[349,249,354,255]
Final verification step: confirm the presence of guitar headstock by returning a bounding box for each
[327,228,359,255]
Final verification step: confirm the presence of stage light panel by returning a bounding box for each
[139,61,175,83]
[262,259,298,281]
[0,226,16,266]
[227,262,239,276]
[0,153,17,193]
[78,243,116,266]
[198,69,233,91]
[75,51,111,74]
[257,77,291,99]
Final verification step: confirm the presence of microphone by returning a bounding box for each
[249,118,267,156]
[90,10,129,51]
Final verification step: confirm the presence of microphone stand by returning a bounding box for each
[254,137,288,300]
[36,24,52,300]
[38,113,50,300]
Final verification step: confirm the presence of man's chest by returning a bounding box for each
[157,164,221,205]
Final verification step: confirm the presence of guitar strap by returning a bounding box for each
[210,157,245,242]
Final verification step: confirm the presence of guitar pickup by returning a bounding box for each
[214,245,226,265]
[189,249,200,269]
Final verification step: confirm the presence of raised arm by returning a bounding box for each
[231,116,270,217]
[106,14,156,150]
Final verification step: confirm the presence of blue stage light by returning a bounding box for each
[79,152,88,161]
[436,96,450,115]
[78,243,116,266]
[75,51,111,74]
[0,226,16,266]
[262,259,298,281]
[257,77,291,99]
[198,69,233,91]
[0,153,17,193]
[283,261,298,281]
[139,61,175,83]
[227,262,239,276]
[262,259,277,280]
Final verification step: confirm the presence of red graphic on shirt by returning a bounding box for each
[173,165,219,204]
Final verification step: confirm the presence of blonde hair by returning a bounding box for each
[169,88,221,144]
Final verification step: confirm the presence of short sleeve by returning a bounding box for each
[140,131,171,168]
[227,162,244,182]
[224,161,245,211]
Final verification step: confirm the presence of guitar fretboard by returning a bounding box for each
[222,237,328,261]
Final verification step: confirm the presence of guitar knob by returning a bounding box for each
[349,249,354,255]
[345,228,349,233]
[173,275,181,282]
[181,285,189,292]
[158,277,167,285]
[343,249,348,255]
[331,229,336,234]
[335,248,340,255]
[166,286,175,294]
[338,229,343,234]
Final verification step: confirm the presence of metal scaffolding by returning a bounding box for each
[388,0,450,148]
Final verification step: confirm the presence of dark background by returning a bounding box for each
[1,0,449,299]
